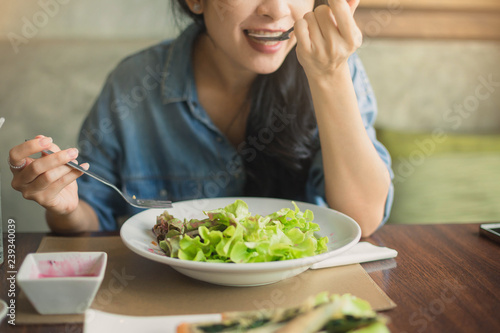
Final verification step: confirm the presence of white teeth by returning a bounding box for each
[246,30,283,38]
[245,30,283,45]
[251,39,279,45]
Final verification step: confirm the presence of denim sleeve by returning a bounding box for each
[76,73,127,231]
[305,53,394,225]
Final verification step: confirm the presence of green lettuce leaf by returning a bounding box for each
[183,293,389,332]
[155,199,329,263]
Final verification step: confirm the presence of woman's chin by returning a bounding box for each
[249,60,286,75]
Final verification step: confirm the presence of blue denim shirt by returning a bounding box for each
[77,24,394,231]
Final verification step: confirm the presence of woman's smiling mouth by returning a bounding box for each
[244,29,286,46]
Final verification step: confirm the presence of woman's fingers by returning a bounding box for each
[28,155,83,192]
[346,0,360,15]
[24,165,85,207]
[22,148,80,185]
[313,4,340,47]
[10,136,81,191]
[294,18,312,54]
[295,0,363,76]
[304,10,325,45]
[328,0,362,47]
[304,1,360,49]
[9,136,85,215]
[46,165,87,196]
[8,136,53,172]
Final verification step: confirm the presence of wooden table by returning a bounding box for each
[1,223,499,332]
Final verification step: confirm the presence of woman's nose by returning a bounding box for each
[256,0,291,20]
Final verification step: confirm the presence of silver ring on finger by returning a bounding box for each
[8,157,27,170]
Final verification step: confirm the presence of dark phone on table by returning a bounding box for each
[480,223,500,244]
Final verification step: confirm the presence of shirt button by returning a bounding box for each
[216,137,223,143]
[159,189,168,197]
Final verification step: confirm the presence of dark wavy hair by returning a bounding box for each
[173,0,328,200]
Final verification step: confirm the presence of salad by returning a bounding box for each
[177,292,389,332]
[152,199,329,263]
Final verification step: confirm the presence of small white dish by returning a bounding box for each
[120,197,361,287]
[17,252,107,315]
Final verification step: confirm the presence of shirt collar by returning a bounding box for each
[161,24,203,105]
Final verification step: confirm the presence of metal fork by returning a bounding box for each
[247,27,294,41]
[43,149,173,209]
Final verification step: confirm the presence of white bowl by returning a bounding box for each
[121,197,361,287]
[17,252,107,315]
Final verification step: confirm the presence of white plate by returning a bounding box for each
[120,197,361,286]
[84,309,221,333]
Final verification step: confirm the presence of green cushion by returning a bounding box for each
[376,129,500,224]
[377,129,500,158]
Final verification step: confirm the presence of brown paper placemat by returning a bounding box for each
[17,236,396,324]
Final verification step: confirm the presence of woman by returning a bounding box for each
[8,0,393,236]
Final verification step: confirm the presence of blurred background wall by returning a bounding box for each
[1,0,499,232]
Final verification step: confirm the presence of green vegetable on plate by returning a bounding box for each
[152,200,329,263]
[176,292,390,333]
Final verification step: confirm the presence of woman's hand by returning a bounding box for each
[295,0,362,78]
[293,1,391,236]
[9,135,88,216]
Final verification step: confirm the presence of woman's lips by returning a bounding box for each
[243,29,285,54]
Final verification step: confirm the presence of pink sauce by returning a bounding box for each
[37,273,97,278]
[32,258,101,279]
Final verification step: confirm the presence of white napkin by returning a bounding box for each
[84,310,222,333]
[310,242,398,269]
